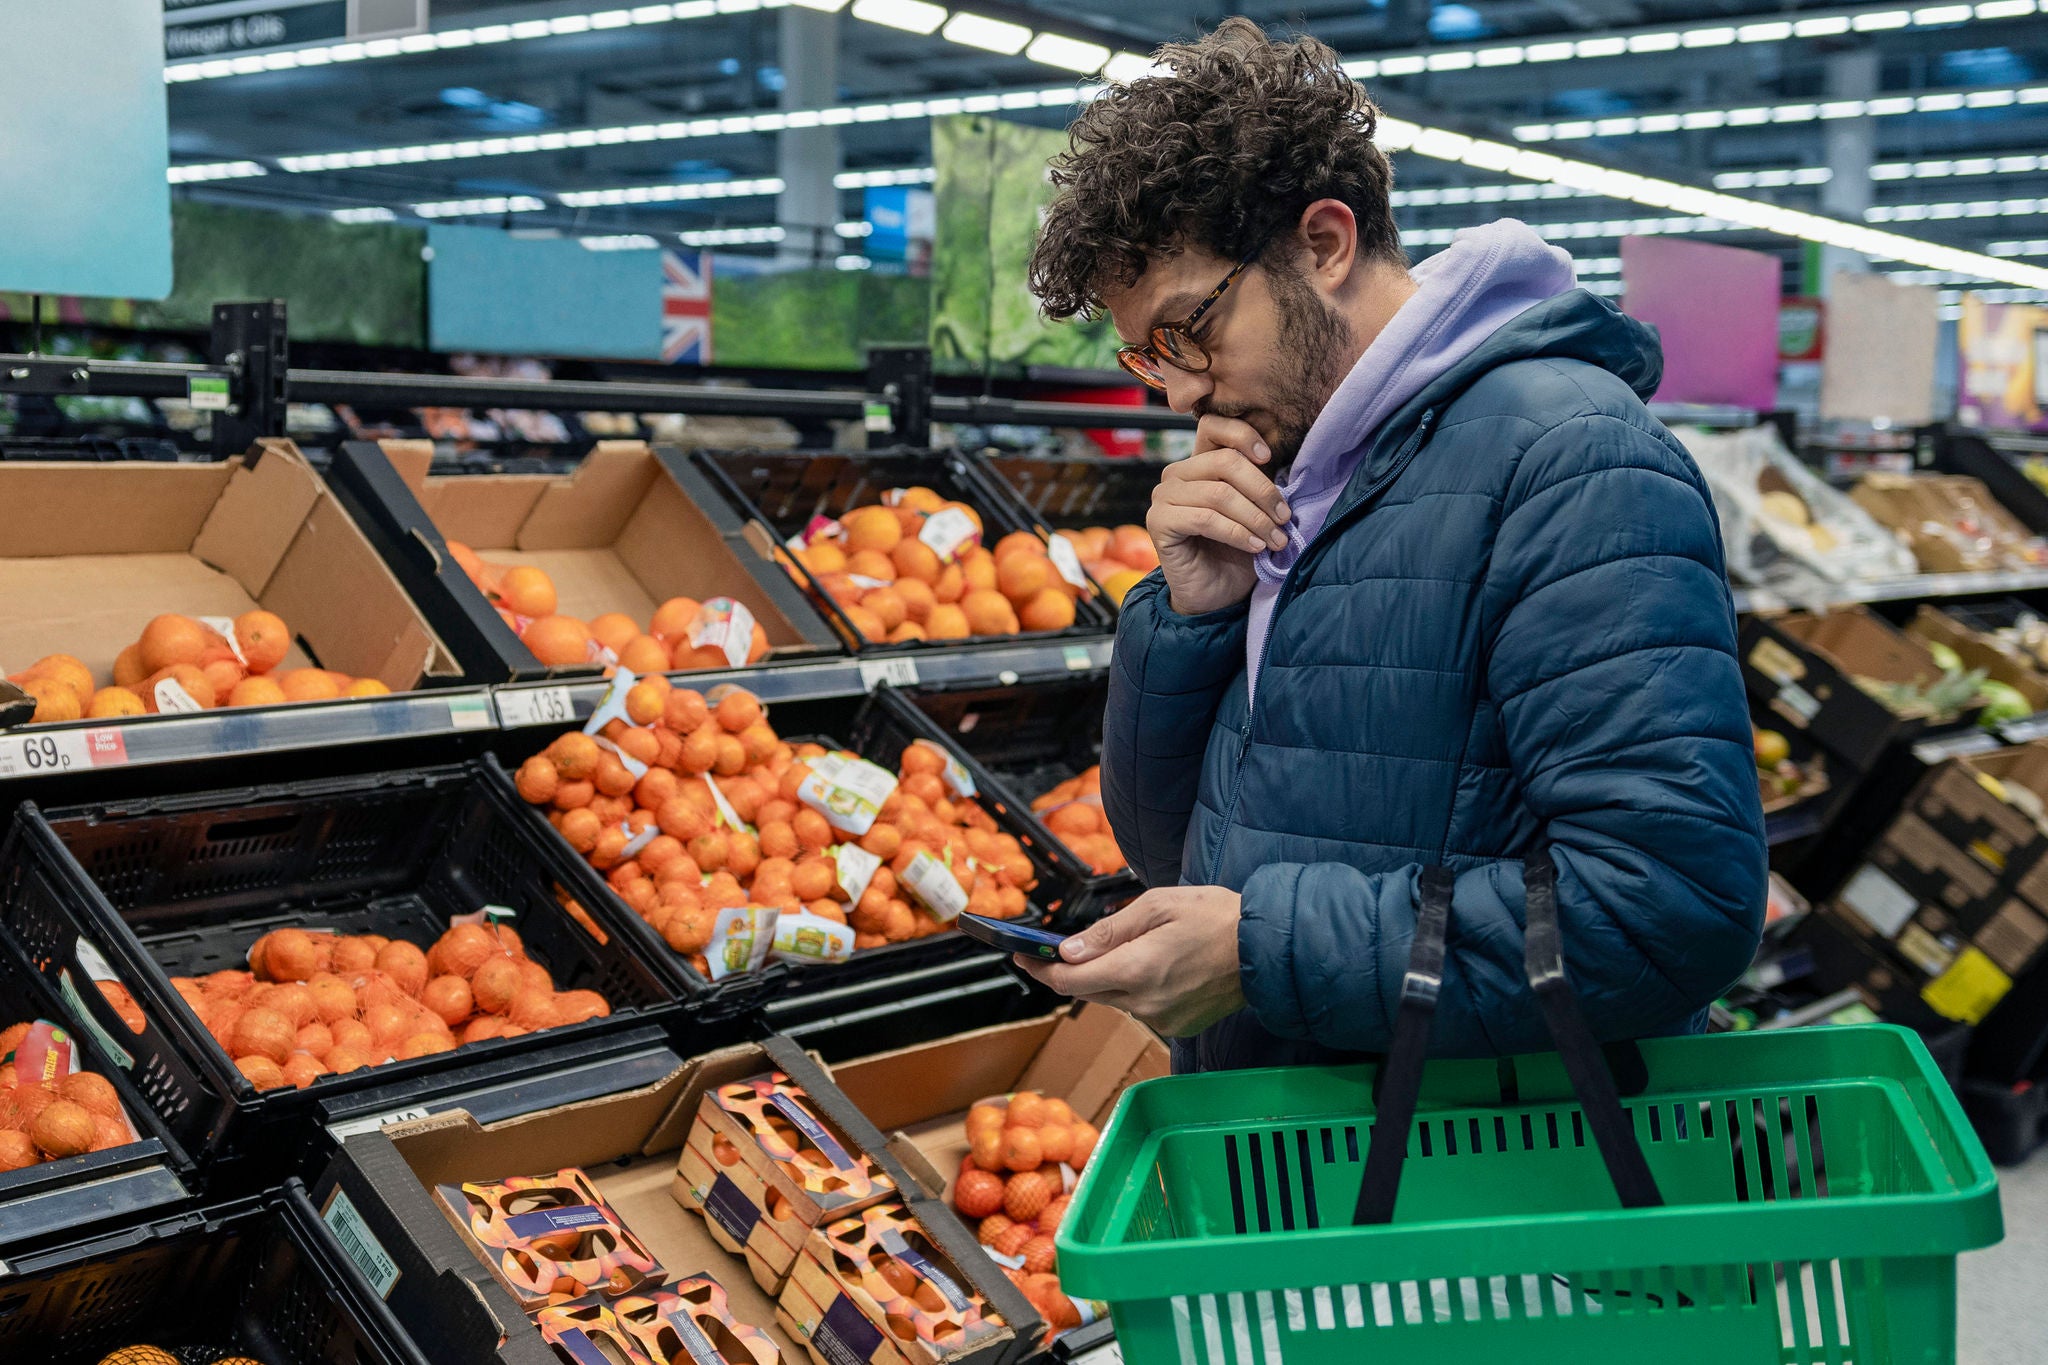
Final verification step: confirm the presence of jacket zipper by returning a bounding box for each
[1206,408,1441,884]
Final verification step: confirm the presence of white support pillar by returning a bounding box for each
[778,6,841,266]
[1818,50,1880,289]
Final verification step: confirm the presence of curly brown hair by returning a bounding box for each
[1028,18,1402,321]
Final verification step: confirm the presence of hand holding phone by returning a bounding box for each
[955,912,1068,962]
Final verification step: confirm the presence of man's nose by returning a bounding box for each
[1159,366,1212,415]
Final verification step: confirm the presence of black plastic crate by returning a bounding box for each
[978,454,1158,531]
[892,678,1140,927]
[1960,1074,2048,1166]
[0,1181,426,1364]
[0,762,679,1171]
[0,921,194,1262]
[693,446,1113,654]
[492,688,1073,1019]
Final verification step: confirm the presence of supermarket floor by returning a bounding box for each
[1961,1147,2048,1365]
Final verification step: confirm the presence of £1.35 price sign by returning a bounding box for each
[0,727,128,780]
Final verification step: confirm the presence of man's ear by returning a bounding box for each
[1297,199,1359,290]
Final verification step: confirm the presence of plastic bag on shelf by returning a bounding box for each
[1677,424,1916,604]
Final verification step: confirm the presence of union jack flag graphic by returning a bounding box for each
[662,248,713,364]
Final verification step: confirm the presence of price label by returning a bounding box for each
[1047,534,1090,589]
[919,506,980,563]
[690,598,757,670]
[833,842,882,903]
[153,678,204,714]
[499,686,574,728]
[1064,644,1096,671]
[900,849,969,921]
[196,615,248,667]
[187,374,231,411]
[0,727,126,779]
[858,657,920,692]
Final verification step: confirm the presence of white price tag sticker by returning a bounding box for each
[833,842,882,903]
[497,686,574,728]
[900,849,969,921]
[797,752,899,837]
[690,598,757,670]
[74,935,120,984]
[858,657,920,692]
[582,668,638,735]
[938,750,975,799]
[153,678,204,714]
[919,506,980,563]
[594,735,649,780]
[195,616,248,667]
[0,727,126,779]
[1046,534,1089,589]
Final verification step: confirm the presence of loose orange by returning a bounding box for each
[87,686,146,718]
[618,635,672,674]
[344,678,392,698]
[523,615,595,667]
[842,605,887,641]
[961,548,998,593]
[446,541,490,587]
[997,552,1053,602]
[275,669,340,703]
[201,658,246,699]
[993,531,1043,564]
[842,505,902,555]
[893,577,936,624]
[1019,588,1076,633]
[715,690,763,733]
[797,543,848,577]
[890,538,941,584]
[112,643,149,688]
[139,614,208,672]
[22,678,82,723]
[926,604,970,639]
[896,485,946,513]
[862,587,907,631]
[888,622,927,643]
[845,550,898,584]
[589,613,640,655]
[1102,568,1146,605]
[1111,525,1160,570]
[548,731,601,780]
[234,609,291,673]
[498,565,558,618]
[24,655,93,706]
[961,590,1020,637]
[931,563,964,604]
[649,596,702,642]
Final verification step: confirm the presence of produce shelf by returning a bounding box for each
[1733,566,2048,614]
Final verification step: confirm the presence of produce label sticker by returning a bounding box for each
[0,726,127,779]
[658,1300,728,1365]
[877,1227,971,1312]
[706,905,777,980]
[919,507,980,564]
[832,843,881,903]
[816,1292,886,1365]
[704,775,745,832]
[1921,947,2012,1024]
[765,1091,859,1172]
[796,752,897,837]
[594,735,649,780]
[497,686,575,728]
[153,677,205,714]
[583,668,639,736]
[691,598,756,670]
[324,1189,402,1299]
[936,749,975,799]
[1047,534,1090,589]
[846,574,892,591]
[74,935,121,983]
[505,1204,609,1238]
[703,1173,761,1243]
[772,912,856,966]
[446,694,494,730]
[900,850,968,921]
[195,615,248,667]
[58,970,132,1071]
[187,374,231,410]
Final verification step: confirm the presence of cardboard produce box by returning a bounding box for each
[779,1201,1008,1365]
[1822,744,2048,1026]
[1740,607,1959,771]
[315,1036,1041,1365]
[0,441,459,710]
[327,439,838,683]
[1850,473,2048,574]
[1905,604,2048,715]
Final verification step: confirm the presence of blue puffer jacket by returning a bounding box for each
[1101,291,1767,1074]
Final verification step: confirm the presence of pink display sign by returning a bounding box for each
[1620,236,1782,409]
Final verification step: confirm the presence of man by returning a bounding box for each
[1020,18,1766,1071]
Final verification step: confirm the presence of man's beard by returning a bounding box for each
[1199,266,1353,482]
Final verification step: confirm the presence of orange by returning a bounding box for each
[1019,588,1076,632]
[962,590,1020,636]
[842,505,902,555]
[961,548,998,593]
[276,669,341,703]
[232,609,291,673]
[931,563,964,604]
[589,612,640,655]
[24,655,93,706]
[224,676,286,708]
[1111,525,1160,570]
[815,572,862,609]
[997,552,1053,603]
[523,615,595,667]
[797,543,848,576]
[649,596,701,642]
[749,622,770,664]
[201,658,246,699]
[497,565,557,618]
[148,664,219,710]
[926,604,970,639]
[888,622,927,643]
[344,678,391,698]
[993,531,1043,564]
[548,731,601,780]
[715,690,763,732]
[845,550,897,584]
[22,677,82,723]
[139,614,209,672]
[843,605,887,641]
[446,541,489,587]
[618,635,671,674]
[1102,568,1146,605]
[890,538,941,584]
[891,505,925,537]
[892,577,936,625]
[895,485,945,513]
[86,686,146,718]
[112,643,149,688]
[862,587,907,632]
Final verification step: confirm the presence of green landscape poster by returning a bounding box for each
[710,267,929,370]
[929,114,1121,377]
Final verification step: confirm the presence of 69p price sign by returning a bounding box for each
[0,727,127,780]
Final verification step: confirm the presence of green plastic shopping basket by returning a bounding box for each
[1056,856,2003,1365]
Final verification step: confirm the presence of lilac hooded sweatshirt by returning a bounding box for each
[1245,219,1579,700]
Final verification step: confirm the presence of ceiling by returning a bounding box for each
[165,0,2048,308]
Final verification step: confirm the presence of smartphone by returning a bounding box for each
[956,912,1068,961]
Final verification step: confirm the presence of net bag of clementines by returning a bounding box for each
[1054,858,2005,1365]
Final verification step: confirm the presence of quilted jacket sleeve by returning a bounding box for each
[1099,573,1249,889]
[1236,412,1767,1057]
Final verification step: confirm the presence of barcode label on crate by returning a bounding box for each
[327,1105,432,1141]
[0,727,128,780]
[324,1189,402,1298]
[447,695,493,730]
[858,658,919,691]
[74,935,119,983]
[497,686,575,728]
[58,969,134,1071]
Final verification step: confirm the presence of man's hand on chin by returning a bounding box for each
[1017,886,1246,1037]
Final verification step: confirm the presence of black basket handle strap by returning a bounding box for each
[1523,846,1663,1210]
[1353,854,1663,1227]
[1352,865,1454,1225]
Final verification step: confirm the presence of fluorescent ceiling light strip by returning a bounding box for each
[850,0,946,34]
[1990,239,2048,256]
[331,206,397,223]
[580,234,662,250]
[167,0,794,81]
[1867,198,2047,220]
[1725,155,2044,185]
[834,166,936,186]
[1514,83,2046,139]
[167,160,267,183]
[557,175,785,205]
[411,194,547,217]
[938,9,1027,51]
